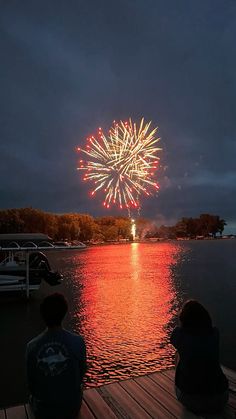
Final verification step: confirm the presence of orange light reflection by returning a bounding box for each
[72,243,183,386]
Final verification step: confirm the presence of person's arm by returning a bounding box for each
[80,338,87,379]
[170,327,182,368]
[213,327,220,359]
[170,326,181,349]
[26,344,35,396]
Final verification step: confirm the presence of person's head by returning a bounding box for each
[179,300,212,330]
[40,293,68,328]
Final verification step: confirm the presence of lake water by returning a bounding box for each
[0,240,236,407]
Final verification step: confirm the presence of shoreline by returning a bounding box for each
[87,236,236,245]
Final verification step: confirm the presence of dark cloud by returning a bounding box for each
[0,0,236,231]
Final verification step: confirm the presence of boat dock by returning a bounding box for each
[2,366,236,418]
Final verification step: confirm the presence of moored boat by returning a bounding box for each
[0,233,86,295]
[0,251,62,292]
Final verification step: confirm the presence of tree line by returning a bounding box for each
[0,208,226,242]
[146,214,226,239]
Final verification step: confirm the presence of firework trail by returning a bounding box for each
[77,118,161,209]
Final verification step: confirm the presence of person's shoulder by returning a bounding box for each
[171,326,182,336]
[63,329,86,346]
[27,331,46,352]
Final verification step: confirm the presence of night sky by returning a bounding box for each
[1,1,236,232]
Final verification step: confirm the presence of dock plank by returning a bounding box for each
[151,372,236,419]
[25,401,95,419]
[223,367,236,384]
[105,381,152,419]
[97,386,130,419]
[2,367,236,419]
[228,393,236,410]
[25,404,34,419]
[79,400,96,419]
[120,378,175,419]
[83,387,118,418]
[162,368,175,380]
[135,374,197,419]
[151,371,176,394]
[5,405,27,419]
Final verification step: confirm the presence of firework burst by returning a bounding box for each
[77,118,161,209]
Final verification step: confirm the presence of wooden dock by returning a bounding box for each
[1,367,236,418]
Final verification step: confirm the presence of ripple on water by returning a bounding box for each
[61,243,185,387]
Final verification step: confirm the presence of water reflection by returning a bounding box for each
[1,241,236,406]
[71,243,184,386]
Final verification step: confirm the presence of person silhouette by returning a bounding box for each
[171,300,228,414]
[26,293,87,419]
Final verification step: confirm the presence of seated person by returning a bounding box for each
[26,293,87,419]
[170,299,228,414]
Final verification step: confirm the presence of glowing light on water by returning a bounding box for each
[72,243,182,385]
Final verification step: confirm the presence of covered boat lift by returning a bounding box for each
[0,233,86,298]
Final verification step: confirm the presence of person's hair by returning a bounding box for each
[40,293,68,327]
[179,300,212,330]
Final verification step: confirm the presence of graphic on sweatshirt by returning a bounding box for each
[37,342,69,376]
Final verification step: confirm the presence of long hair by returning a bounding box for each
[179,300,212,331]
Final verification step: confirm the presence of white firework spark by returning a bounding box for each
[77,118,161,209]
